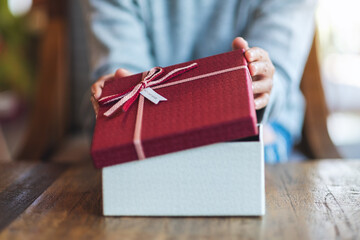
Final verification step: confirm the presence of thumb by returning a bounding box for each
[232,37,249,51]
[115,68,132,79]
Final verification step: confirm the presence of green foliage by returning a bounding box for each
[0,0,34,96]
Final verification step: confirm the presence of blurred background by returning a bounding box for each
[316,0,360,158]
[0,0,359,162]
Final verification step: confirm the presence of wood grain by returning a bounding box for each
[0,160,359,240]
[0,163,38,192]
[0,163,68,231]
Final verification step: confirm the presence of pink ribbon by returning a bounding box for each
[99,63,199,116]
[99,62,250,160]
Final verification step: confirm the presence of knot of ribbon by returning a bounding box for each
[99,63,198,117]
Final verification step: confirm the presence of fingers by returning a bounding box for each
[115,68,132,79]
[91,73,113,100]
[245,47,270,62]
[232,39,274,110]
[252,78,273,94]
[90,68,133,116]
[91,68,132,101]
[232,37,249,51]
[254,93,270,110]
[90,95,99,118]
[248,61,275,78]
[243,47,274,110]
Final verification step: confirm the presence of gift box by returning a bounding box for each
[91,49,258,168]
[102,125,265,216]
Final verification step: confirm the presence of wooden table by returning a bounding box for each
[0,160,359,240]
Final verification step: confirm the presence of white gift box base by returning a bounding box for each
[102,125,265,216]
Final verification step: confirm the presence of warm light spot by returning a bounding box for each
[8,0,32,17]
[317,0,360,54]
[327,112,360,145]
[323,54,360,88]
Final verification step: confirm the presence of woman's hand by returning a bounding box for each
[232,37,275,110]
[90,68,132,117]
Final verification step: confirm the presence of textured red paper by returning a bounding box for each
[91,50,258,168]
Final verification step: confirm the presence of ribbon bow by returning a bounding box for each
[99,63,198,117]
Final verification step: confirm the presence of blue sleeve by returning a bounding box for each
[87,0,154,80]
[244,0,317,141]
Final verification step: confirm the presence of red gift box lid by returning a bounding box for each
[91,49,258,168]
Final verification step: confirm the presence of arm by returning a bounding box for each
[87,0,153,114]
[87,0,153,80]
